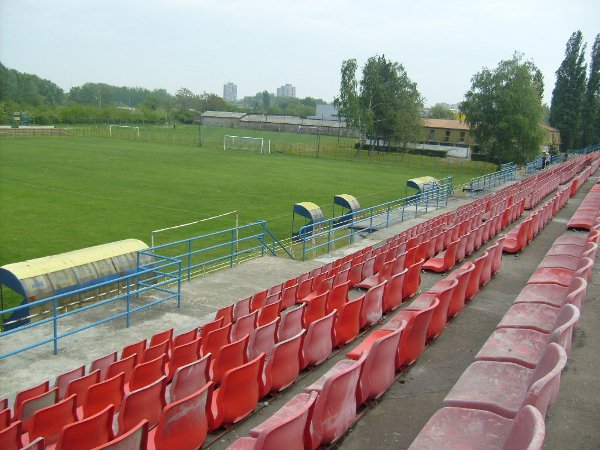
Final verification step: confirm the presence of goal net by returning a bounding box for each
[223,135,266,153]
[109,125,140,139]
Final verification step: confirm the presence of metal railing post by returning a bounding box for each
[126,278,131,327]
[53,298,58,355]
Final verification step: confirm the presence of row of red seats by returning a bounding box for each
[568,177,600,230]
[227,233,508,449]
[409,198,599,449]
[504,185,571,253]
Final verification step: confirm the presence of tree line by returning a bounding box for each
[0,63,327,125]
[334,31,600,164]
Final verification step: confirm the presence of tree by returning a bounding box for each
[262,90,270,112]
[427,103,456,119]
[334,55,423,150]
[549,31,587,151]
[460,52,545,164]
[581,33,600,147]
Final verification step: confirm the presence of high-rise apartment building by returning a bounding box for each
[276,84,296,98]
[223,82,237,102]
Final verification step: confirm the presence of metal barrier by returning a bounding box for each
[0,254,181,359]
[463,163,516,195]
[296,178,454,261]
[143,221,293,282]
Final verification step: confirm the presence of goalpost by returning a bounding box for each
[223,135,269,154]
[109,125,140,138]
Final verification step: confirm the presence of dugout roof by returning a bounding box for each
[407,176,440,193]
[0,239,149,302]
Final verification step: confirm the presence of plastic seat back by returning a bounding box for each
[301,310,336,369]
[142,340,169,363]
[55,366,85,400]
[215,304,234,326]
[549,303,580,354]
[121,340,146,366]
[251,289,268,312]
[403,258,424,300]
[233,296,251,321]
[106,354,136,386]
[90,352,117,381]
[82,372,125,419]
[265,330,305,394]
[296,277,314,302]
[173,328,200,349]
[382,268,407,312]
[455,234,468,262]
[448,263,474,317]
[150,382,214,450]
[258,300,282,327]
[396,298,438,369]
[14,381,50,420]
[301,291,328,327]
[526,343,567,416]
[167,337,201,382]
[501,405,546,450]
[231,310,258,342]
[280,284,298,309]
[93,420,148,450]
[170,353,211,403]
[355,326,404,406]
[199,317,224,340]
[246,392,318,450]
[128,354,166,392]
[66,370,101,407]
[210,353,266,430]
[0,421,22,450]
[118,376,167,435]
[333,296,363,347]
[278,304,305,342]
[211,335,249,385]
[359,281,385,329]
[348,261,364,287]
[466,252,487,301]
[19,388,58,433]
[55,405,114,450]
[149,328,173,349]
[201,323,232,357]
[304,353,366,448]
[29,394,78,446]
[326,280,350,313]
[491,236,505,274]
[407,294,445,342]
[248,318,279,360]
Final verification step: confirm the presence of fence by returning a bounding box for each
[142,221,293,282]
[295,178,454,261]
[460,163,517,195]
[0,254,181,359]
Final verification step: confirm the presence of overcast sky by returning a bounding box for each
[1,0,598,106]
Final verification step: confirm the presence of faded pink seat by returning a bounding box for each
[232,311,258,342]
[455,234,469,262]
[382,298,438,369]
[407,293,446,342]
[443,343,567,418]
[503,217,532,254]
[248,318,279,361]
[445,263,475,317]
[228,392,317,450]
[526,257,594,286]
[514,276,587,309]
[265,330,305,394]
[233,297,251,321]
[465,251,488,301]
[358,281,386,329]
[475,304,579,368]
[300,291,328,327]
[118,376,167,435]
[426,277,458,323]
[304,353,366,449]
[402,258,424,300]
[346,325,404,406]
[301,311,336,369]
[209,353,266,430]
[408,405,545,450]
[422,239,458,273]
[277,304,305,342]
[169,353,211,403]
[166,337,201,382]
[333,297,363,347]
[382,268,407,312]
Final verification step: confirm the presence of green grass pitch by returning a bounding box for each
[0,134,488,269]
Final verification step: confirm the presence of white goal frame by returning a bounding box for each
[223,135,267,154]
[109,125,140,138]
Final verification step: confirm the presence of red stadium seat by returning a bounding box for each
[358,281,386,329]
[232,310,258,342]
[90,352,117,381]
[333,297,363,347]
[78,372,125,420]
[27,394,78,446]
[264,330,305,394]
[301,311,336,369]
[173,328,199,347]
[210,335,249,385]
[92,420,148,450]
[169,353,211,403]
[55,405,114,450]
[55,366,85,400]
[118,376,167,435]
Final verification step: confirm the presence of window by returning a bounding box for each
[429,129,436,141]
[459,131,466,143]
[444,130,450,142]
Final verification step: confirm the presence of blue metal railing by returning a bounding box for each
[296,178,454,260]
[0,254,181,359]
[463,163,516,195]
[144,221,293,281]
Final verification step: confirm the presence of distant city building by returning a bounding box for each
[276,84,296,98]
[312,104,339,121]
[223,82,237,102]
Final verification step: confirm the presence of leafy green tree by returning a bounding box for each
[460,52,545,164]
[581,33,600,146]
[335,55,423,150]
[549,31,587,150]
[262,90,270,111]
[427,103,456,119]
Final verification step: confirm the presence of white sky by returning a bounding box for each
[1,0,598,106]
